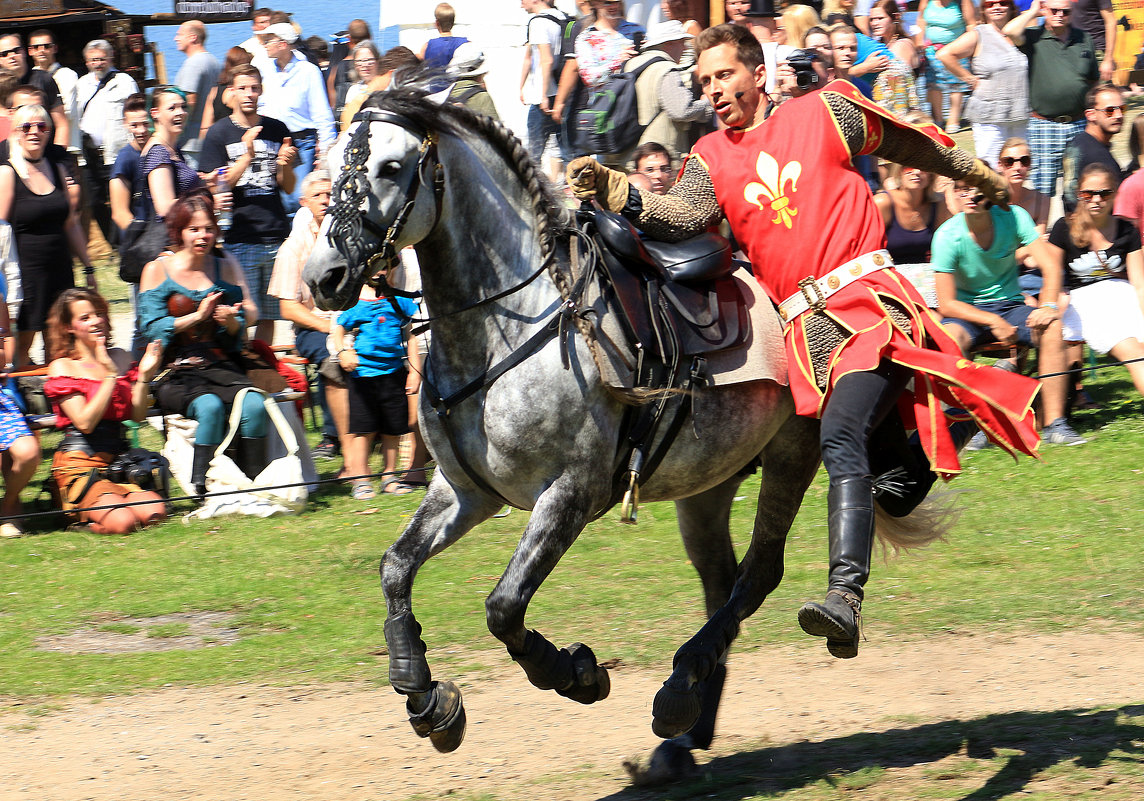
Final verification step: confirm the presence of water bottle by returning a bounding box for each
[216,168,232,230]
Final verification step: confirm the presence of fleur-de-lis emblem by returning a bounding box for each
[744,151,801,228]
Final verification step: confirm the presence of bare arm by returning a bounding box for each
[109,177,134,231]
[536,43,555,112]
[50,364,120,434]
[1125,248,1144,313]
[938,29,980,87]
[552,57,581,122]
[147,163,177,218]
[199,85,219,138]
[914,0,929,44]
[279,298,330,332]
[935,271,1018,342]
[960,0,977,29]
[1003,0,1041,45]
[1100,6,1117,81]
[0,166,13,221]
[50,106,69,148]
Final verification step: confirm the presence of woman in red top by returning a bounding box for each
[44,289,166,534]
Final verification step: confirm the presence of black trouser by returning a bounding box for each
[819,360,913,482]
[81,151,113,246]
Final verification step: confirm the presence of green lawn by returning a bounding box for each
[0,356,1141,699]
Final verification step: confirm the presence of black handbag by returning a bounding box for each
[118,217,167,283]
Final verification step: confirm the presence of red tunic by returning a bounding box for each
[686,81,1039,476]
[43,366,139,427]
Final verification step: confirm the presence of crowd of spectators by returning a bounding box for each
[1,0,1143,535]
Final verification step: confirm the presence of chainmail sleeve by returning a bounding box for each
[822,91,976,179]
[628,156,724,242]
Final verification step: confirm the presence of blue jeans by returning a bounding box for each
[284,130,319,214]
[188,392,269,446]
[526,103,562,164]
[294,326,337,440]
[941,299,1036,351]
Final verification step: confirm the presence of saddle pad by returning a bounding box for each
[589,266,788,390]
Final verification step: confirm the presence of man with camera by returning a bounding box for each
[775,48,829,100]
[569,23,1041,661]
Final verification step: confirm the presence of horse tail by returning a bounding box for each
[873,489,963,556]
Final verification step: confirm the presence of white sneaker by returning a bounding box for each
[1042,418,1087,446]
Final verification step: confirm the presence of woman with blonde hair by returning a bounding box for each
[822,0,857,28]
[44,288,166,534]
[0,103,94,368]
[782,4,821,47]
[875,162,951,267]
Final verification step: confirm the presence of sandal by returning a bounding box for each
[351,480,376,500]
[382,478,414,496]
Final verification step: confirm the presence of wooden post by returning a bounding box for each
[710,0,725,25]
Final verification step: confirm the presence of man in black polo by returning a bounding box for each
[1062,83,1125,212]
[0,31,68,147]
[1004,0,1099,198]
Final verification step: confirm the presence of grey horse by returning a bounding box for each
[303,88,829,782]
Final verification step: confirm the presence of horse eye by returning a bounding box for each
[378,160,402,178]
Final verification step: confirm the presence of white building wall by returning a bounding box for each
[379,1,666,141]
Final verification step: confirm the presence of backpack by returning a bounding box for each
[573,53,670,156]
[526,10,574,87]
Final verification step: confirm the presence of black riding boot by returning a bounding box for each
[236,437,266,482]
[190,444,213,499]
[798,476,876,659]
[871,417,979,518]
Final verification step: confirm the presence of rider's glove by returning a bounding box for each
[963,158,1010,209]
[567,157,631,213]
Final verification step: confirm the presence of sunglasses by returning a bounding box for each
[19,121,48,134]
[1047,7,1071,15]
[0,47,23,58]
[1077,188,1115,200]
[28,43,51,50]
[1097,104,1126,116]
[999,155,1031,167]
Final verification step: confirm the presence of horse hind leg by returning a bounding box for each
[651,414,821,744]
[485,483,611,705]
[381,486,503,752]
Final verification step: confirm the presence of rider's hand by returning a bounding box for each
[567,157,631,212]
[964,158,1010,209]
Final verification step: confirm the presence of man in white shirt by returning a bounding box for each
[76,39,139,244]
[240,6,273,61]
[521,0,568,182]
[254,23,336,213]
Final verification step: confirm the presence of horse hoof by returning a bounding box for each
[557,643,611,705]
[406,680,467,752]
[651,681,701,739]
[623,740,698,787]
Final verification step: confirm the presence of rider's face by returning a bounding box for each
[697,43,766,129]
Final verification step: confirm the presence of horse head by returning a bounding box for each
[303,96,442,310]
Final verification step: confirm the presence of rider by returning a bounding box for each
[569,23,1051,659]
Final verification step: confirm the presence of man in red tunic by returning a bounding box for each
[570,24,1061,659]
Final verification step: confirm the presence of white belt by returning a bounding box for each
[777,250,894,322]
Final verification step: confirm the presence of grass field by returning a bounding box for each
[1,355,1141,702]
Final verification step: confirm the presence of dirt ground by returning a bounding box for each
[3,628,1144,801]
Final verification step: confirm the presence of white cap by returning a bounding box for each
[643,20,690,49]
[261,23,298,44]
[446,41,488,78]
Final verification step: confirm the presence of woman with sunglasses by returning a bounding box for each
[938,0,1027,166]
[340,41,382,131]
[998,138,1049,233]
[1047,163,1144,398]
[876,162,951,267]
[0,103,94,368]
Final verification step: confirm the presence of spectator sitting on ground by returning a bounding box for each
[331,282,421,500]
[1048,163,1144,398]
[137,191,265,498]
[0,272,40,539]
[267,171,349,465]
[420,3,469,69]
[629,141,676,194]
[931,177,1080,446]
[198,63,298,346]
[44,289,166,535]
[875,162,951,268]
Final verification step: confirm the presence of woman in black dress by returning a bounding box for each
[0,103,94,366]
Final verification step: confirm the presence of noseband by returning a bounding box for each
[326,108,443,296]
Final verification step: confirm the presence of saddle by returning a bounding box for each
[574,205,755,521]
[584,207,751,387]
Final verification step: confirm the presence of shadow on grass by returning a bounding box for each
[602,704,1144,801]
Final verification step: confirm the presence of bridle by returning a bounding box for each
[326,108,443,298]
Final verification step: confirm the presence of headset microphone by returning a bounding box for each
[735,91,745,99]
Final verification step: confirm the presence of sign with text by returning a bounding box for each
[0,0,65,19]
[171,0,251,22]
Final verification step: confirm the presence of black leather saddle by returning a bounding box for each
[588,207,749,360]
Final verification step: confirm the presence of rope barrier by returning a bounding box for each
[0,467,429,526]
[1030,354,1144,380]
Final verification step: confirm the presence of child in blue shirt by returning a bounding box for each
[332,290,421,499]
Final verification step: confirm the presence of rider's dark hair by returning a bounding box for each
[696,23,764,72]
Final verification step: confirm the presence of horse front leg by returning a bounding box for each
[652,414,822,741]
[381,482,503,752]
[485,481,612,705]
